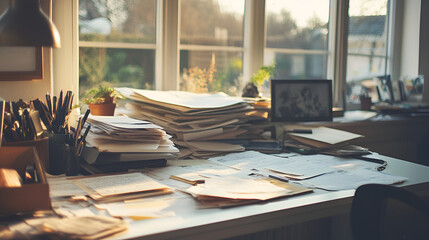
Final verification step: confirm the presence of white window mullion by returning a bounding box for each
[162,0,180,91]
[388,0,403,86]
[332,0,349,108]
[79,41,157,49]
[155,0,164,90]
[243,0,266,87]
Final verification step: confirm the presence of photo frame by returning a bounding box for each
[0,47,43,81]
[375,75,393,102]
[271,79,333,122]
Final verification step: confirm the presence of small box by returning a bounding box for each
[0,146,51,216]
[3,137,50,172]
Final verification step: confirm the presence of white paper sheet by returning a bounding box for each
[73,172,170,197]
[299,168,407,190]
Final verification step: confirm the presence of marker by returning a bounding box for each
[286,129,313,134]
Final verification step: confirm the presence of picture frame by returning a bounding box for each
[271,79,333,122]
[0,47,43,81]
[374,75,393,102]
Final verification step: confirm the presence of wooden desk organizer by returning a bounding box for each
[0,146,51,215]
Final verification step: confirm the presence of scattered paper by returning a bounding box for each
[299,168,408,191]
[73,173,169,197]
[186,176,291,200]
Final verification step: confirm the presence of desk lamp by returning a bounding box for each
[0,0,60,47]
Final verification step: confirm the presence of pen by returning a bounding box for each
[53,96,57,115]
[74,109,90,147]
[78,125,91,146]
[268,174,289,182]
[46,93,52,116]
[286,129,313,134]
[355,156,387,171]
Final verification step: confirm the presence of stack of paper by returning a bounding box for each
[82,115,179,171]
[116,87,268,158]
[284,127,368,156]
[184,176,312,208]
[21,216,128,239]
[72,172,173,203]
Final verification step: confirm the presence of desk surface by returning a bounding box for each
[112,155,429,240]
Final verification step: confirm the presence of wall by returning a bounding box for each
[419,0,429,103]
[0,48,52,101]
[0,0,53,102]
[400,0,421,80]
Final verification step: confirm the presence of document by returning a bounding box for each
[287,127,363,149]
[117,87,268,159]
[95,198,175,219]
[122,88,244,109]
[24,215,127,240]
[299,168,408,191]
[170,172,207,185]
[72,172,171,201]
[47,174,88,197]
[186,176,291,200]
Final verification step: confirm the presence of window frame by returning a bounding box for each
[53,0,399,109]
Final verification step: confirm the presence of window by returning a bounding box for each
[179,0,245,96]
[264,0,331,97]
[78,0,157,99]
[346,0,390,103]
[70,0,396,106]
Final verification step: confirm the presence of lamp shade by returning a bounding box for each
[0,0,60,47]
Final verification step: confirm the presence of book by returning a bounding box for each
[286,127,363,149]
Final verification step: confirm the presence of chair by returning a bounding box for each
[350,184,429,240]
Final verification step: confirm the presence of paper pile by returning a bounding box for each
[184,176,311,208]
[26,215,127,240]
[116,87,268,158]
[71,172,173,203]
[284,127,369,156]
[81,115,179,172]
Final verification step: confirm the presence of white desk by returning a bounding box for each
[112,155,429,240]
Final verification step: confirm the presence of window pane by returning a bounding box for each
[79,0,156,43]
[346,0,389,103]
[79,48,155,98]
[266,0,330,50]
[264,0,330,97]
[180,51,243,96]
[265,52,328,79]
[180,0,244,47]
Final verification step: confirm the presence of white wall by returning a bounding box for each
[400,0,421,78]
[419,0,429,103]
[0,0,53,101]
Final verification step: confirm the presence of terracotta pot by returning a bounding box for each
[88,103,116,116]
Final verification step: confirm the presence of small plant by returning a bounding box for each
[83,86,124,105]
[249,61,276,89]
[242,62,276,98]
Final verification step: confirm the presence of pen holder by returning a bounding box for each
[48,133,77,175]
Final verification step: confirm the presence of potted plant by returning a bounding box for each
[242,62,276,98]
[83,86,124,116]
